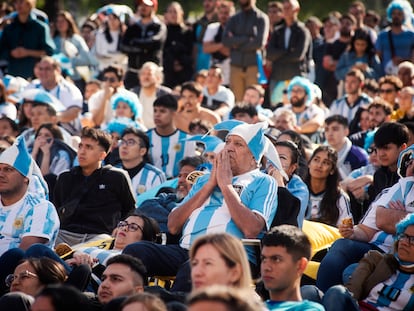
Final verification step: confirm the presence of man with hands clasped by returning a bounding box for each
[123,121,279,290]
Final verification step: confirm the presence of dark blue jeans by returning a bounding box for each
[322,285,360,311]
[122,241,190,292]
[301,285,360,311]
[316,239,378,292]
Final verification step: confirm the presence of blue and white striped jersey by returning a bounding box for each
[0,192,60,255]
[178,169,278,261]
[147,128,196,178]
[364,271,414,311]
[363,177,414,253]
[130,163,166,197]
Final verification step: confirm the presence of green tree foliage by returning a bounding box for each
[42,0,383,24]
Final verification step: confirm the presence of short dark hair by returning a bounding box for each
[0,116,18,133]
[374,122,409,148]
[102,65,124,81]
[153,94,178,111]
[363,79,379,94]
[35,284,90,311]
[401,121,414,136]
[231,104,258,118]
[181,81,203,97]
[188,119,213,134]
[346,68,365,83]
[106,254,147,286]
[179,156,206,170]
[367,98,393,116]
[31,102,57,116]
[81,127,112,153]
[261,225,312,261]
[121,127,150,161]
[209,65,224,80]
[379,75,403,91]
[325,115,349,127]
[245,84,265,98]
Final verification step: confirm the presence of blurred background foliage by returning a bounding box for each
[36,0,388,24]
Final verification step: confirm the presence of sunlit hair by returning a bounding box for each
[188,285,264,311]
[121,292,167,311]
[189,233,252,288]
[54,10,80,37]
[21,257,67,286]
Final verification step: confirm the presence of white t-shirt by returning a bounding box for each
[203,22,231,85]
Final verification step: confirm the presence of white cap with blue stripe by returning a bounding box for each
[0,137,32,177]
[213,120,287,179]
[227,121,268,162]
[18,89,66,112]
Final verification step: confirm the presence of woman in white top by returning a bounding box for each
[53,11,98,90]
[305,145,352,227]
[93,9,128,73]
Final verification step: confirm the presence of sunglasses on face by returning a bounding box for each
[102,76,117,83]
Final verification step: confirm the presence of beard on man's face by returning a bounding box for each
[340,28,352,37]
[239,0,251,10]
[290,95,306,108]
[391,18,403,27]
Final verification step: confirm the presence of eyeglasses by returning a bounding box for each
[367,147,377,154]
[398,233,414,246]
[117,220,143,232]
[102,76,117,83]
[379,88,395,94]
[5,270,38,287]
[118,139,140,147]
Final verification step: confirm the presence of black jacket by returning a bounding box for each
[368,166,400,204]
[53,165,135,234]
[267,20,312,81]
[120,17,167,69]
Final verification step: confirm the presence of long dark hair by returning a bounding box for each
[132,211,161,243]
[103,14,123,49]
[349,28,376,64]
[305,146,341,226]
[35,123,64,141]
[54,10,80,38]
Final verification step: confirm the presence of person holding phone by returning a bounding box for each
[31,123,76,194]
